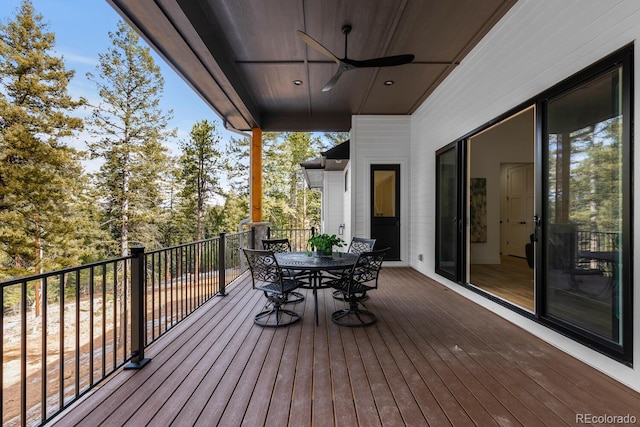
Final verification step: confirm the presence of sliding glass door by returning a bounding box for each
[541,48,632,356]
[436,142,464,282]
[435,45,632,361]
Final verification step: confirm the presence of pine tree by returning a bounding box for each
[225,135,250,199]
[0,0,85,278]
[219,135,250,231]
[212,191,249,236]
[178,119,223,241]
[262,132,322,229]
[87,20,174,256]
[158,162,189,246]
[323,131,349,145]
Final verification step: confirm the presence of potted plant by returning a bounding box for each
[308,233,346,256]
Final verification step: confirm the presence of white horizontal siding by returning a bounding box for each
[342,164,352,242]
[351,116,410,264]
[321,171,345,238]
[410,0,640,391]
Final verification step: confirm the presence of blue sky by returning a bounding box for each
[0,0,242,170]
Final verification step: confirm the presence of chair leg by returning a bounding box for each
[284,272,307,304]
[255,294,301,327]
[331,300,376,327]
[332,289,368,302]
[285,290,305,304]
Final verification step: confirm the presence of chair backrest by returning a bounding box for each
[262,238,292,253]
[349,248,389,289]
[242,248,283,289]
[348,237,376,254]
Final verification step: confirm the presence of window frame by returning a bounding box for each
[537,45,633,363]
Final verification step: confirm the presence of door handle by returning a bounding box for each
[533,215,540,242]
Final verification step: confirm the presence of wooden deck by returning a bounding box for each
[51,268,640,426]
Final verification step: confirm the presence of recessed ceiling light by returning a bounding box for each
[384,80,394,86]
[293,80,303,86]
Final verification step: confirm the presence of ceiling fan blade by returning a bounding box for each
[297,30,340,64]
[322,69,344,92]
[345,54,415,68]
[300,27,415,92]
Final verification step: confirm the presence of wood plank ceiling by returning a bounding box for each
[107,0,517,132]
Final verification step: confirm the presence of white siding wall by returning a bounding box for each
[321,171,345,238]
[351,116,411,265]
[343,163,352,242]
[410,0,640,391]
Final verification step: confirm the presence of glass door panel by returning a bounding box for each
[544,67,623,344]
[436,144,461,281]
[467,106,535,312]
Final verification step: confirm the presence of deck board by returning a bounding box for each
[288,295,314,426]
[311,292,335,427]
[327,311,358,426]
[50,267,640,426]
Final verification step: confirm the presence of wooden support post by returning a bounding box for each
[251,128,262,223]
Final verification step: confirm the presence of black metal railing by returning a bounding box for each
[575,230,621,272]
[1,255,134,427]
[576,230,620,253]
[267,226,317,251]
[223,230,253,284]
[1,228,264,427]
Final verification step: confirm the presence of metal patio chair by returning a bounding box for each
[243,249,306,327]
[347,237,376,254]
[332,237,377,301]
[327,248,389,327]
[262,238,306,303]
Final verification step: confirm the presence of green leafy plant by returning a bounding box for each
[308,233,346,255]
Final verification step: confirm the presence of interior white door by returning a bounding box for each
[506,164,534,257]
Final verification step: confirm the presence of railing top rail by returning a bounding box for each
[0,230,256,288]
[144,237,219,256]
[144,231,251,256]
[1,254,133,288]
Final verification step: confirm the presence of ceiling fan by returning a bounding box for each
[297,25,415,92]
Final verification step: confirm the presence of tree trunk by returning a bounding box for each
[121,168,130,257]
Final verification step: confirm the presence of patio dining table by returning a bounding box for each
[275,251,359,325]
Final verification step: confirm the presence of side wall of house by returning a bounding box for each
[342,163,352,243]
[321,171,346,238]
[409,0,640,391]
[351,115,411,265]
